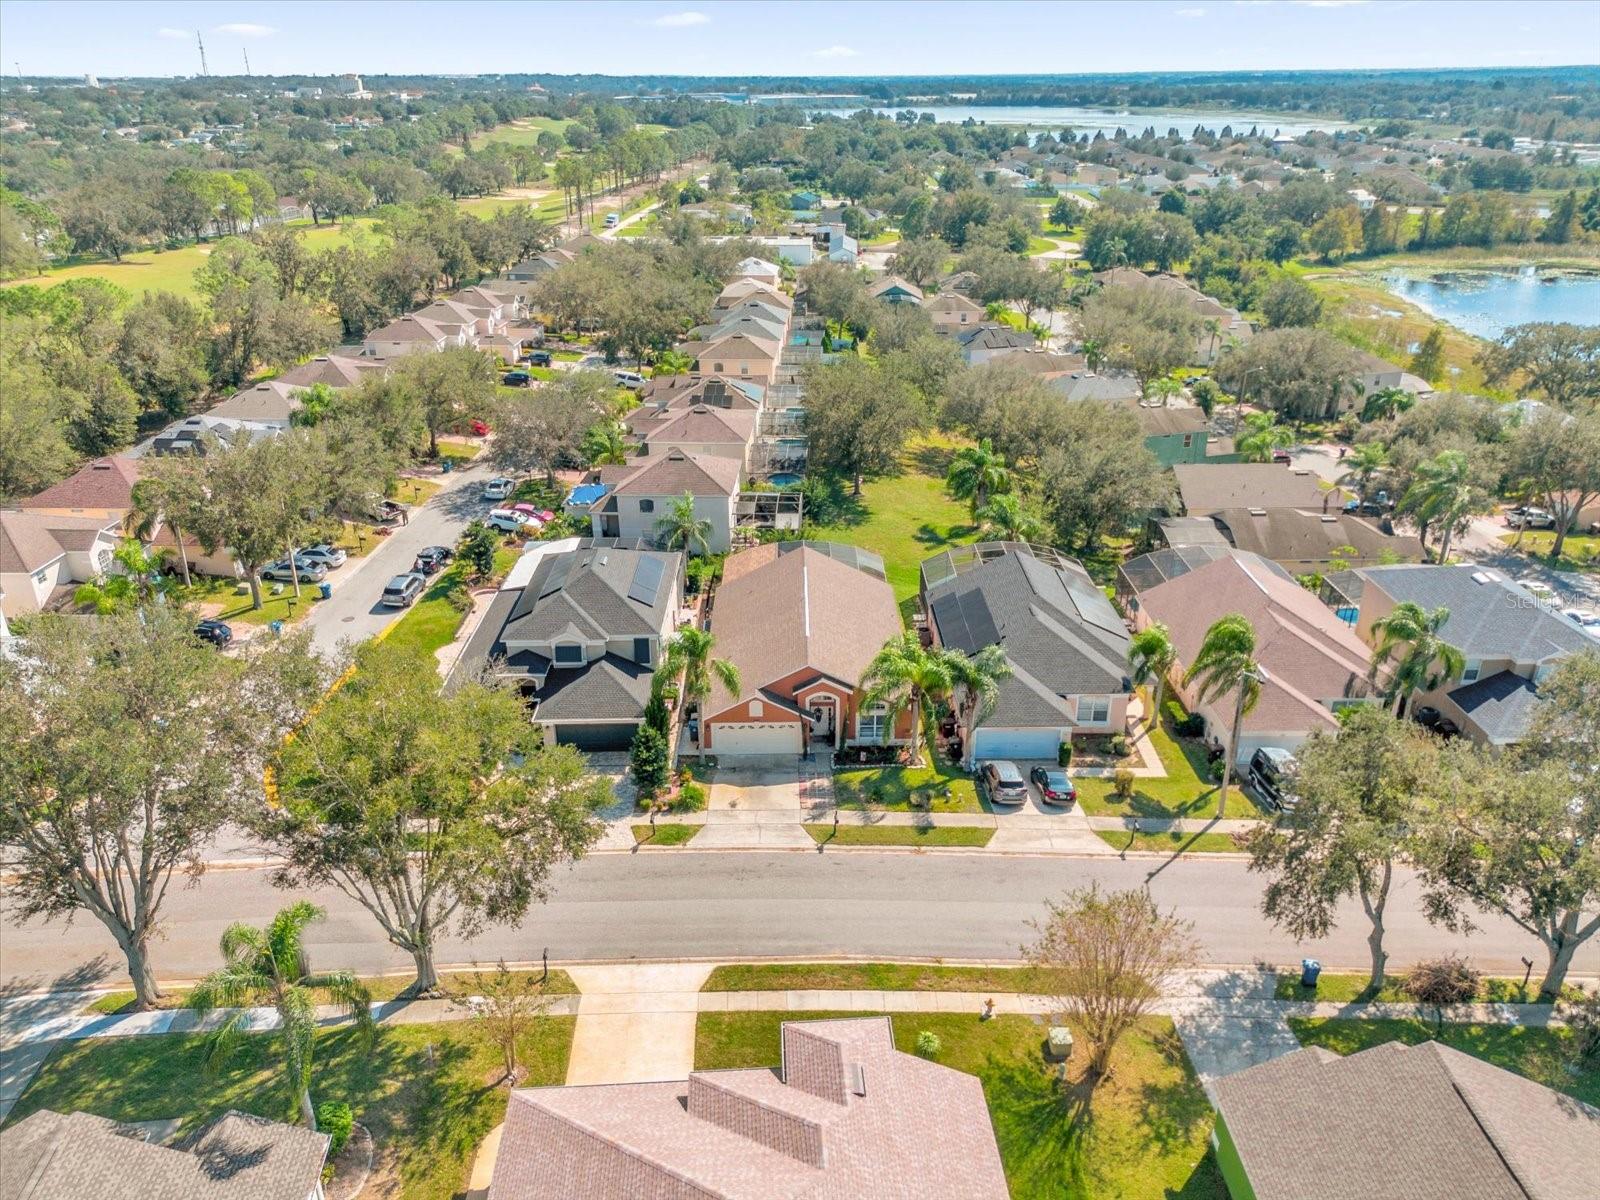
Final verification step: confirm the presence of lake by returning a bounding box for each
[1377,266,1600,341]
[813,103,1350,139]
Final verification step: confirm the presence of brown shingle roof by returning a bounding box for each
[1173,463,1339,516]
[20,456,141,513]
[600,449,741,498]
[626,404,756,448]
[1210,508,1423,565]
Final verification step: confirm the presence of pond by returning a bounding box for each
[1377,266,1600,341]
[814,103,1350,139]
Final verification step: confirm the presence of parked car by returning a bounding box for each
[469,418,491,436]
[1247,747,1297,811]
[1270,449,1293,465]
[503,370,533,388]
[1413,705,1443,729]
[371,499,408,525]
[980,760,1029,806]
[604,212,620,228]
[1507,506,1556,530]
[193,618,232,648]
[1028,766,1077,808]
[487,507,541,533]
[1517,577,1558,602]
[1564,607,1600,630]
[298,544,347,569]
[613,369,646,390]
[509,502,554,523]
[380,572,426,607]
[413,545,454,574]
[261,558,328,583]
[482,477,516,501]
[526,350,552,367]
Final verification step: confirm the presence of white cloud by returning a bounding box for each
[811,45,860,59]
[213,22,276,37]
[651,10,709,26]
[1176,6,1207,14]
[157,27,190,39]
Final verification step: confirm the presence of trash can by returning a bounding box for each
[268,619,285,637]
[441,458,453,473]
[1300,958,1322,990]
[318,582,332,600]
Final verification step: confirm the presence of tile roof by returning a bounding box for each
[488,1017,1009,1200]
[923,543,1131,728]
[1135,551,1373,735]
[20,455,141,512]
[1172,463,1338,515]
[705,544,904,717]
[1,1108,328,1200]
[600,449,742,498]
[1214,1041,1600,1200]
[1357,564,1595,663]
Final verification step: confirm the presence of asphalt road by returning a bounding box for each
[3,852,1588,993]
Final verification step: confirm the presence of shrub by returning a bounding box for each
[672,781,707,812]
[316,1101,354,1157]
[1109,733,1130,757]
[1113,767,1136,799]
[1058,741,1074,767]
[1207,758,1227,783]
[1403,955,1481,1007]
[915,1030,941,1060]
[629,724,669,799]
[1173,713,1206,738]
[1560,987,1600,1067]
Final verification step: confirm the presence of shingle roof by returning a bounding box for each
[1358,564,1594,663]
[1209,508,1423,566]
[0,511,115,573]
[1447,669,1543,742]
[638,374,763,410]
[208,381,301,423]
[20,456,142,512]
[923,543,1130,728]
[868,275,924,301]
[534,653,655,722]
[275,354,384,390]
[925,292,983,315]
[368,313,449,343]
[601,449,742,498]
[705,544,904,718]
[487,1018,1009,1200]
[1173,463,1338,515]
[626,404,757,449]
[1050,371,1142,404]
[1214,1041,1600,1200]
[1133,404,1208,437]
[0,1108,328,1200]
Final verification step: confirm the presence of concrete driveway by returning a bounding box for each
[695,760,818,848]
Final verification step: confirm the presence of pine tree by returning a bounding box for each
[1409,327,1446,384]
[629,724,669,799]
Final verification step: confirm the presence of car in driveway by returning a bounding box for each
[1246,747,1297,811]
[980,760,1029,806]
[298,544,347,569]
[193,618,232,648]
[487,507,541,533]
[1029,766,1077,808]
[261,557,328,583]
[413,545,454,574]
[503,370,533,388]
[1517,577,1559,603]
[613,369,646,390]
[380,572,426,607]
[482,477,516,501]
[1507,506,1556,530]
[525,350,552,367]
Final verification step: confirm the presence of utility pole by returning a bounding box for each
[196,32,208,77]
[242,49,251,75]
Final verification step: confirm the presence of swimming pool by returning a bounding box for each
[768,473,803,487]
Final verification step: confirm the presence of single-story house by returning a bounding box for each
[1160,507,1423,574]
[1130,550,1374,766]
[140,413,279,457]
[958,324,1036,365]
[1350,563,1596,744]
[590,449,743,553]
[1172,463,1340,517]
[1,1108,329,1200]
[448,538,683,750]
[488,1018,1010,1200]
[503,247,577,281]
[18,455,142,526]
[701,542,907,757]
[921,542,1132,763]
[1211,1040,1600,1200]
[926,291,985,336]
[868,275,924,305]
[275,353,387,390]
[0,510,121,618]
[361,313,474,358]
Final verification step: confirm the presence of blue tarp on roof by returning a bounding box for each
[566,483,609,508]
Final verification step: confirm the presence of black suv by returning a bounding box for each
[413,546,454,574]
[193,618,233,648]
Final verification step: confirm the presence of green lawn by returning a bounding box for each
[1094,829,1244,855]
[453,194,544,219]
[832,754,982,813]
[381,546,518,660]
[1499,530,1600,574]
[632,823,700,845]
[8,1019,576,1200]
[1075,702,1267,821]
[176,576,325,628]
[806,434,981,607]
[1025,236,1058,256]
[804,823,994,848]
[1274,971,1572,1005]
[701,962,1055,993]
[83,969,579,1015]
[695,1012,1225,1200]
[1289,1018,1597,1107]
[469,115,574,149]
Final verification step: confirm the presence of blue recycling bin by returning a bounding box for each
[441,458,453,473]
[268,619,285,637]
[1300,958,1322,989]
[319,582,332,600]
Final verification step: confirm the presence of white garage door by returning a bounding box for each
[972,727,1061,762]
[710,721,803,756]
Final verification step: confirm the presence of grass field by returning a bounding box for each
[694,1011,1225,1200]
[804,823,995,848]
[1499,530,1600,573]
[468,115,574,150]
[1094,829,1244,855]
[632,823,700,845]
[832,752,982,813]
[701,962,1057,993]
[8,1020,575,1200]
[176,575,326,627]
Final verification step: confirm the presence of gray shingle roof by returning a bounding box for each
[1173,464,1337,515]
[1359,564,1594,662]
[1447,670,1542,743]
[1214,1041,1600,1200]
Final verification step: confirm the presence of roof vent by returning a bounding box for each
[847,1063,866,1096]
[1471,571,1492,584]
[1248,508,1268,517]
[1320,514,1338,524]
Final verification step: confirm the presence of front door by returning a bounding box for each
[808,699,836,744]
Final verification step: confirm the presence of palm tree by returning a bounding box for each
[860,633,959,764]
[947,643,1012,762]
[1202,318,1222,362]
[73,540,172,614]
[131,471,195,587]
[1337,441,1389,510]
[974,493,1043,542]
[583,421,629,467]
[945,439,1011,516]
[188,902,373,1130]
[1081,338,1105,373]
[1360,386,1414,424]
[1235,412,1292,463]
[1146,376,1182,408]
[652,349,694,377]
[654,491,713,556]
[1402,449,1482,564]
[1182,614,1262,818]
[1368,601,1464,716]
[1128,623,1178,732]
[662,627,740,724]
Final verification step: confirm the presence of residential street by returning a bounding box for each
[3,852,1590,993]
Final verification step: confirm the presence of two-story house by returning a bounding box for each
[925,291,984,336]
[449,538,683,750]
[361,313,469,358]
[587,450,743,553]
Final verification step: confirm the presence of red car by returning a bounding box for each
[510,503,556,522]
[470,419,491,436]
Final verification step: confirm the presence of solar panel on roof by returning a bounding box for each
[538,553,574,599]
[930,591,970,648]
[958,589,1000,650]
[626,555,665,607]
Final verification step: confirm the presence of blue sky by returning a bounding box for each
[1,1,1594,78]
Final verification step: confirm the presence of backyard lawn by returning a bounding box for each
[695,1011,1225,1200]
[7,1019,576,1200]
[804,823,994,848]
[1075,702,1267,821]
[1289,1018,1597,1107]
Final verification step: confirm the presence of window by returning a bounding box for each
[740,364,750,375]
[554,643,583,664]
[1460,660,1481,684]
[712,363,724,373]
[750,700,763,717]
[638,498,655,513]
[1077,697,1110,724]
[1182,434,1195,448]
[633,637,652,666]
[857,703,888,743]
